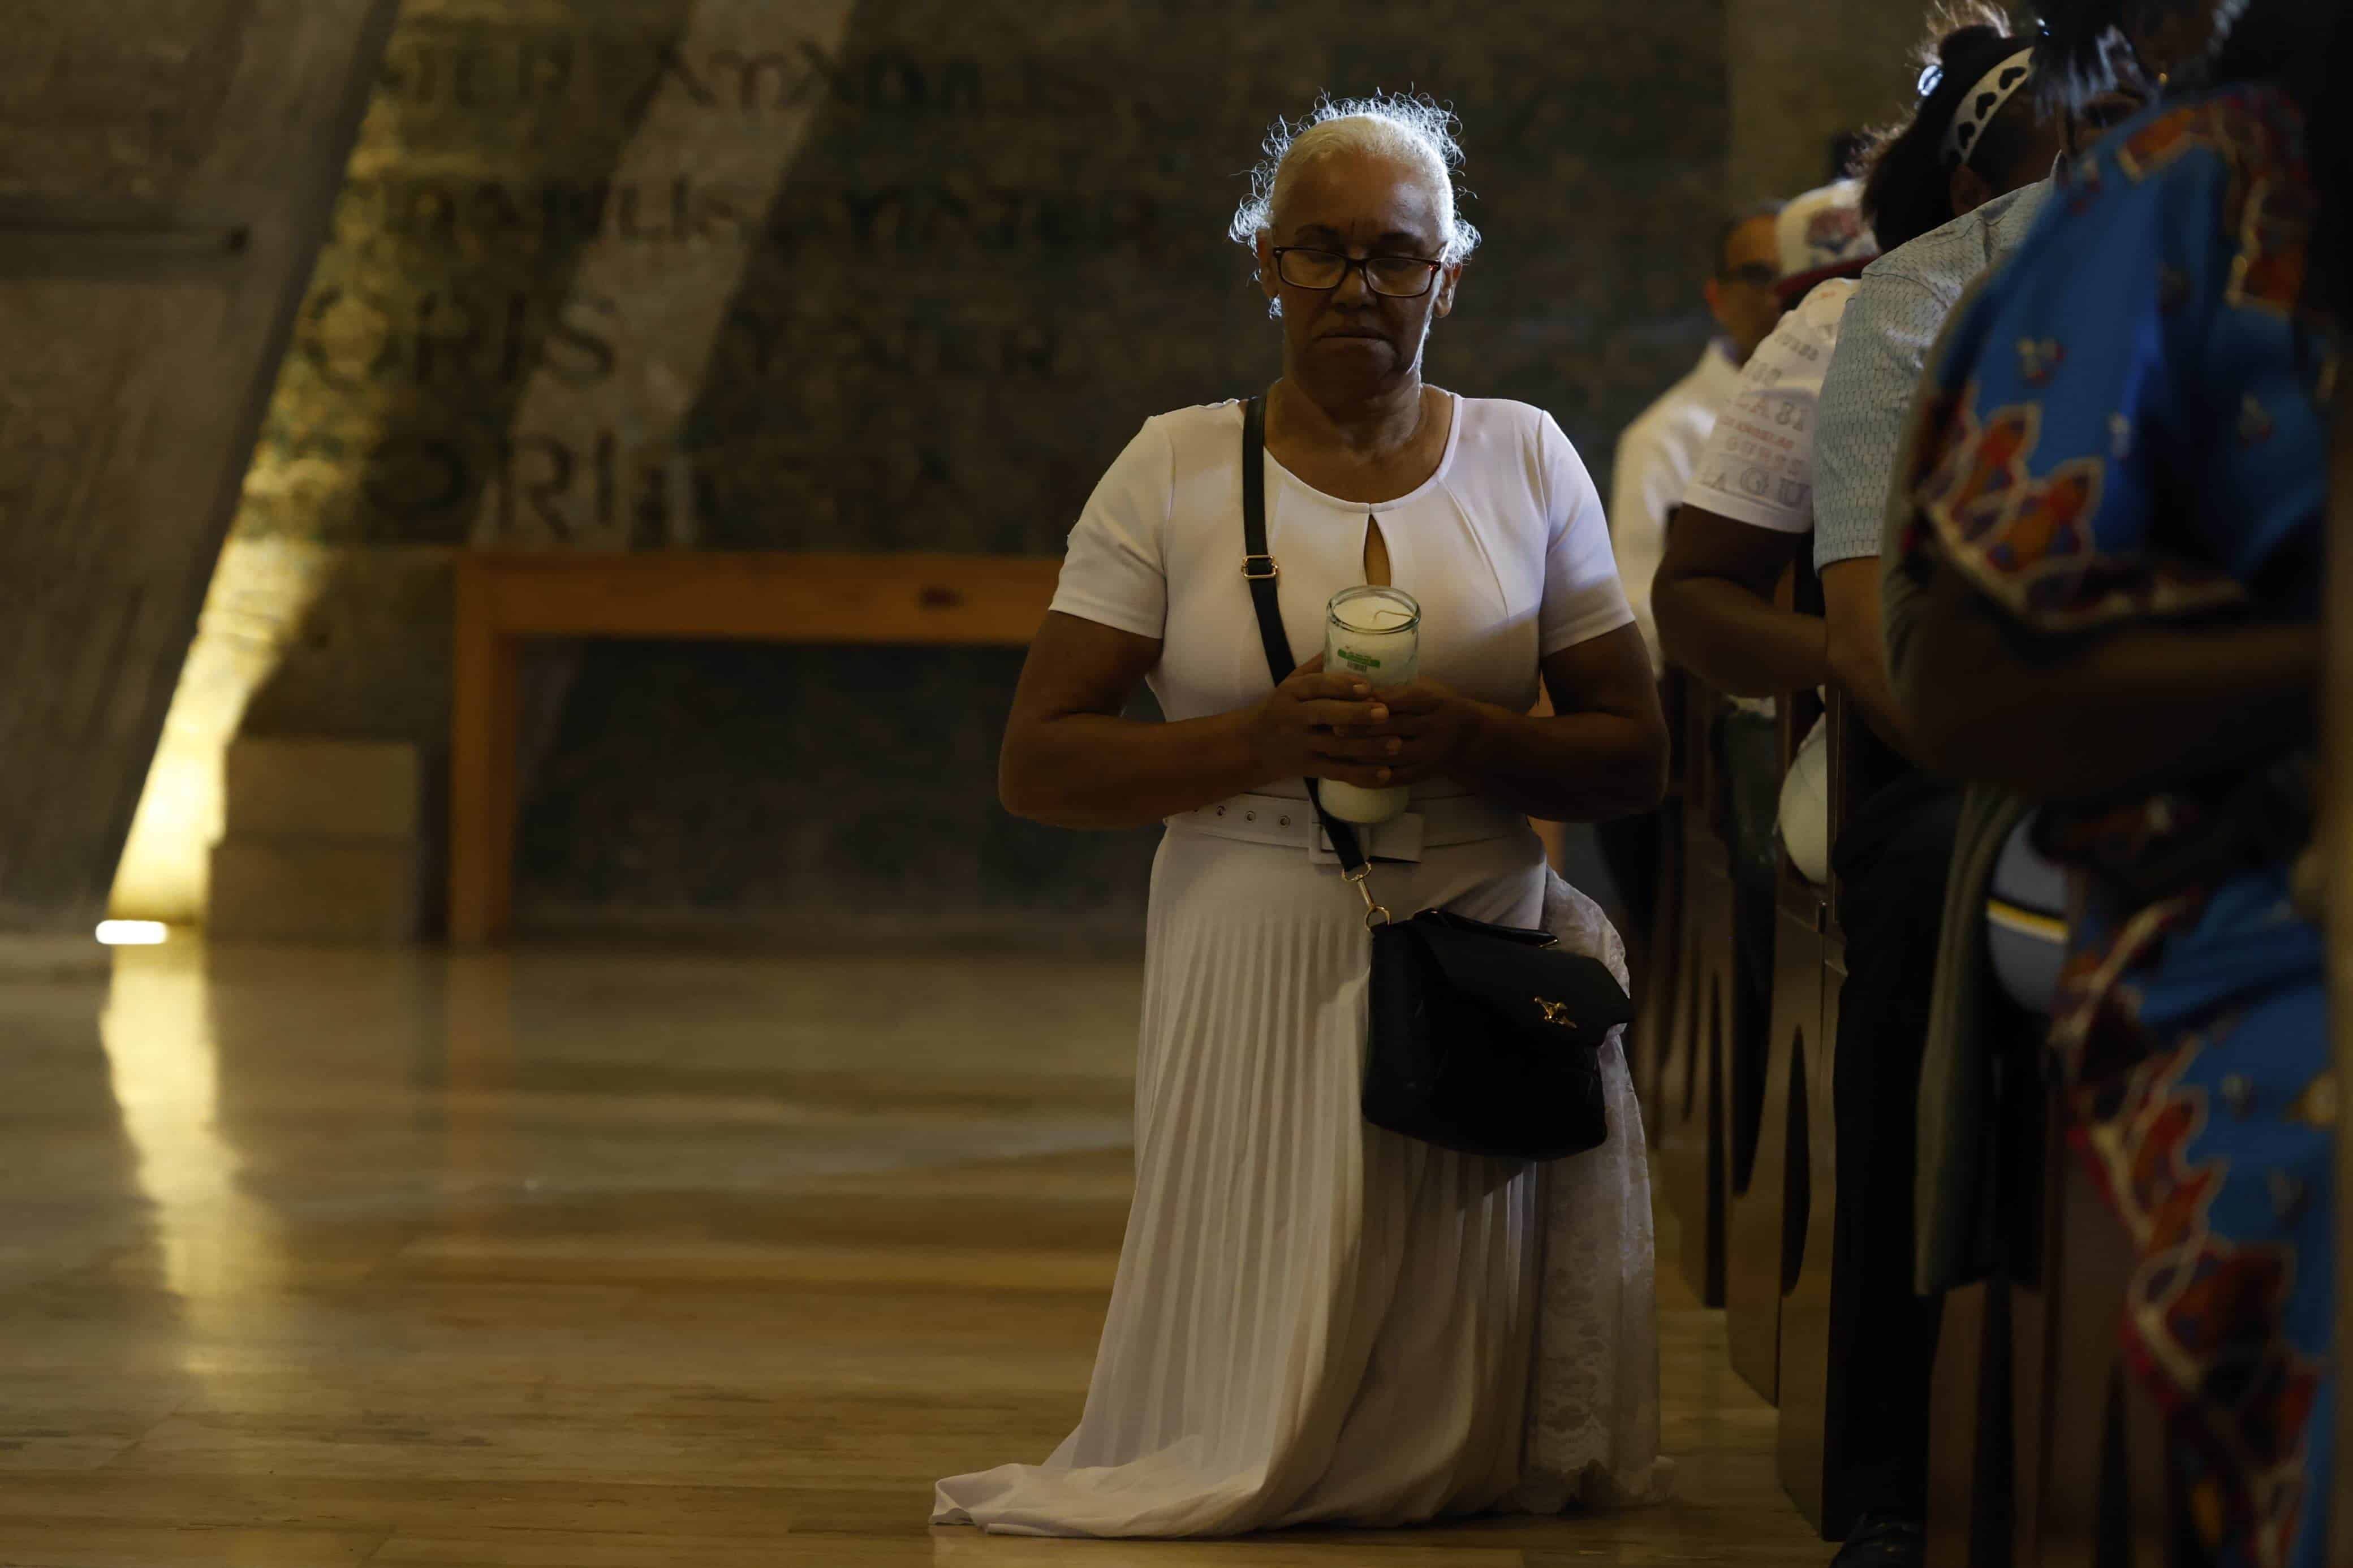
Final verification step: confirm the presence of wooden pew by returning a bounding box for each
[1724,683,1829,1409]
[1926,953,2195,1567]
[1627,675,1688,1141]
[1924,1002,2048,1568]
[1784,690,1855,1532]
[2024,1117,2178,1567]
[1653,670,1747,1307]
[1940,1092,2175,1567]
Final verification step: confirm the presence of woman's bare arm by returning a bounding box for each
[998,611,1395,829]
[1652,504,1829,696]
[1368,623,1669,823]
[1467,624,1670,821]
[1898,564,2321,798]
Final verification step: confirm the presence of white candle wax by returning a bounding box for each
[1322,593,1420,826]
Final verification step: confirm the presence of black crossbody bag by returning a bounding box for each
[1239,396,1628,1163]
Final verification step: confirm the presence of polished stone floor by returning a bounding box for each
[1,944,1821,1565]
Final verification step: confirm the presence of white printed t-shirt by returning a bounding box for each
[1681,279,1856,535]
[1677,280,1856,884]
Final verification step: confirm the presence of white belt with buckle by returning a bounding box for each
[1169,792,1526,865]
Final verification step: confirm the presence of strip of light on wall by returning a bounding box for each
[96,921,169,946]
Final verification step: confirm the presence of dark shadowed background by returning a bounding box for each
[40,0,1916,948]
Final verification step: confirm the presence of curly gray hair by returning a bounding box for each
[1228,92,1483,266]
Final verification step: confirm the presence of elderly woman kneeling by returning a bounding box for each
[932,94,1670,1539]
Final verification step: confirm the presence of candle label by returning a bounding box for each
[1327,636,1417,685]
[1324,586,1420,698]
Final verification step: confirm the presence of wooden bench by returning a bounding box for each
[1927,1066,2183,1567]
[1626,675,1688,1142]
[1723,684,1829,1410]
[1653,670,1753,1308]
[448,551,1061,946]
[1766,690,1850,1530]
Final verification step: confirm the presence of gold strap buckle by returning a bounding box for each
[1241,554,1280,581]
[1343,862,1391,928]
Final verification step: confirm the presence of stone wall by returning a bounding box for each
[1726,0,1940,204]
[0,0,397,937]
[118,0,1732,943]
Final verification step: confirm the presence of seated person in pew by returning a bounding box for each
[1655,14,2078,1563]
[1884,0,2343,1562]
[1591,202,1786,953]
[1654,179,1881,1095]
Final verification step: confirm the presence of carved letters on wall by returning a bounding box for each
[243,6,1725,556]
[244,18,1169,551]
[173,0,1722,931]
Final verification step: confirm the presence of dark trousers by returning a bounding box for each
[1827,772,1964,1522]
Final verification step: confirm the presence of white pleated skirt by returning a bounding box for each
[932,818,1666,1538]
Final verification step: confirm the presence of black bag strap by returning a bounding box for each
[1240,396,1378,892]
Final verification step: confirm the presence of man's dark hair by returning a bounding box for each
[1712,201,1786,277]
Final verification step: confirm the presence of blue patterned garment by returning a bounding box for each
[1900,85,2335,1568]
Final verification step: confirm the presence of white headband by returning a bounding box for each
[1941,45,2036,171]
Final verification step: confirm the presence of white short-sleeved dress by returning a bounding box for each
[932,395,1667,1537]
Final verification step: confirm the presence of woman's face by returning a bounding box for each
[1256,150,1461,393]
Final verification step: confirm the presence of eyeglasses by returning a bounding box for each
[1717,261,1777,288]
[1270,247,1445,298]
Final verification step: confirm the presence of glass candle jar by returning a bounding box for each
[1320,585,1421,826]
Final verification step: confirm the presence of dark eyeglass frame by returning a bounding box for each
[1717,261,1778,289]
[1270,245,1446,299]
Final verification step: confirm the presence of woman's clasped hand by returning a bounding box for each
[1246,655,1484,790]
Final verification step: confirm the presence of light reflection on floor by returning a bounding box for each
[0,942,1818,1566]
[101,954,288,1366]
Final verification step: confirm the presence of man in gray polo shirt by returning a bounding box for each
[1798,173,2049,1568]
[1813,178,2050,732]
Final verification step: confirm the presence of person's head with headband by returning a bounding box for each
[1855,5,2080,253]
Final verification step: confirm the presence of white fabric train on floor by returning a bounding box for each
[932,854,1668,1537]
